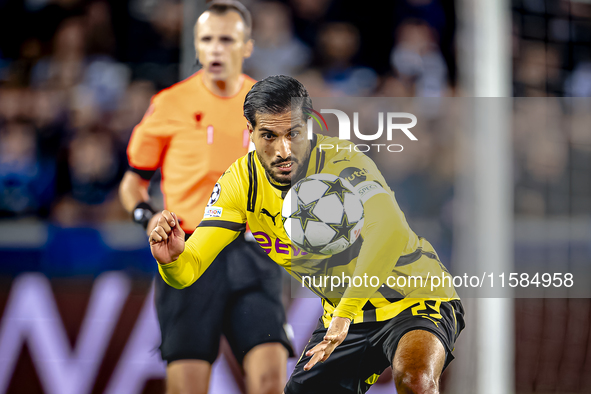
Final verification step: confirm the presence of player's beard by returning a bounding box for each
[257,147,310,187]
[257,151,293,186]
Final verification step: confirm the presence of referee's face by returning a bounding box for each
[195,11,253,82]
[250,110,311,186]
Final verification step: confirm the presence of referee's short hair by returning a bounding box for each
[206,0,252,40]
[244,75,313,128]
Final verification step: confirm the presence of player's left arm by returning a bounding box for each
[333,156,410,320]
[333,194,408,317]
[305,155,409,371]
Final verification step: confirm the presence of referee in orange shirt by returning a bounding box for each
[119,2,292,393]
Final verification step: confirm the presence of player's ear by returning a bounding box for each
[247,121,254,141]
[243,39,254,59]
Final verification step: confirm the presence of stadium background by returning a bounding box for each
[0,0,590,393]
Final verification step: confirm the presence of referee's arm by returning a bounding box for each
[119,171,162,234]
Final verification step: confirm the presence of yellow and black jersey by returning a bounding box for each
[159,134,460,327]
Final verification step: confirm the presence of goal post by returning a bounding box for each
[448,0,514,393]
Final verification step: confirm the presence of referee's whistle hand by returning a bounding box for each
[149,210,186,265]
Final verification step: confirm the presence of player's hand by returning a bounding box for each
[146,212,162,236]
[149,210,185,264]
[303,316,351,371]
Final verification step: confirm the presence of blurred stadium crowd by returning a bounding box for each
[512,0,591,218]
[0,0,460,225]
[1,0,590,232]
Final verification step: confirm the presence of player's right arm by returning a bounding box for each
[149,210,186,263]
[151,216,242,289]
[152,164,248,289]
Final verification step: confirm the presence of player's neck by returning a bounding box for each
[202,73,244,97]
[266,173,291,190]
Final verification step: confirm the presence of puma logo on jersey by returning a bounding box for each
[261,208,280,225]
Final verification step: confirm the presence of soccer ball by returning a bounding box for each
[282,174,364,255]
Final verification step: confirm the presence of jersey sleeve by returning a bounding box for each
[199,166,247,228]
[126,92,186,178]
[330,151,393,204]
[158,163,248,289]
[325,152,411,320]
[158,227,240,289]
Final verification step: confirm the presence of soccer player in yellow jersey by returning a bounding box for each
[150,75,465,394]
[119,3,292,394]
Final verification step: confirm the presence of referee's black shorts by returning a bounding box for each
[285,299,465,394]
[154,233,294,364]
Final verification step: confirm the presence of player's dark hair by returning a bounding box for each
[243,75,313,128]
[206,0,252,40]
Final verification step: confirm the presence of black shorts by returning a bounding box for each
[155,234,294,364]
[285,299,465,394]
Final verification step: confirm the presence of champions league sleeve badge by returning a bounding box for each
[207,183,221,206]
